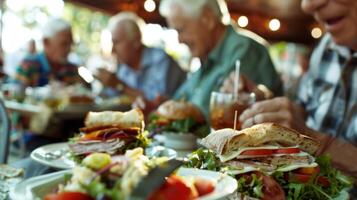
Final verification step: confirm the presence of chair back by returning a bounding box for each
[0,99,10,163]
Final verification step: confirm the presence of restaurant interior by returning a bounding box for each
[0,0,356,199]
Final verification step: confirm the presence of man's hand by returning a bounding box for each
[95,68,121,88]
[132,95,167,117]
[239,97,309,133]
[220,71,273,100]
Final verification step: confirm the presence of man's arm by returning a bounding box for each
[316,134,357,180]
[95,68,143,98]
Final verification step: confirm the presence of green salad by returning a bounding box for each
[185,148,353,200]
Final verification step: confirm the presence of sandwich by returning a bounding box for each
[68,108,149,161]
[201,123,319,174]
[187,123,352,199]
[148,100,209,138]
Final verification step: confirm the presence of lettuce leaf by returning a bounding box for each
[148,115,210,138]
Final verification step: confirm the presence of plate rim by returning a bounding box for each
[10,167,237,200]
[30,142,74,170]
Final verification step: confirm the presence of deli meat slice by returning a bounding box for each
[69,138,126,155]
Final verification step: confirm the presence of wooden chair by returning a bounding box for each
[0,99,11,163]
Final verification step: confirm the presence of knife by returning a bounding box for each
[129,159,184,200]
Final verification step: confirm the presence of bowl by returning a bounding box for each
[162,132,198,150]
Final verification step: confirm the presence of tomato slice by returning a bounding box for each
[297,166,320,175]
[44,192,93,200]
[292,173,312,183]
[193,178,215,197]
[274,147,300,154]
[317,176,330,187]
[148,175,196,200]
[240,149,274,156]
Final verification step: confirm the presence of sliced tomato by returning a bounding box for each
[193,178,215,197]
[44,192,93,200]
[257,173,285,200]
[148,175,196,200]
[297,166,320,175]
[274,147,300,154]
[317,176,330,187]
[292,173,312,183]
[240,149,274,156]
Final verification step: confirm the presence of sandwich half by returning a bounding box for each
[68,108,149,161]
[201,123,319,174]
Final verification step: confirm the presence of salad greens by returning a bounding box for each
[237,173,264,198]
[147,114,210,138]
[185,148,221,171]
[186,148,353,200]
[272,155,353,200]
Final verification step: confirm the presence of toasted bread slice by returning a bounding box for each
[84,108,144,130]
[201,123,320,155]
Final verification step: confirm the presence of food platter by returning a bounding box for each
[10,168,237,200]
[31,142,178,169]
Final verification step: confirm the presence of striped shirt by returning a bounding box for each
[298,34,357,144]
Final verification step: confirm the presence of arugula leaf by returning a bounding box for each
[272,155,353,200]
[236,174,264,198]
[185,148,221,171]
[148,115,210,138]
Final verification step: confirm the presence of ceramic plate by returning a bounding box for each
[30,142,75,169]
[10,168,237,200]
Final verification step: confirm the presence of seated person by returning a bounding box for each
[96,12,186,100]
[12,18,87,150]
[15,18,81,87]
[138,0,282,118]
[221,0,357,186]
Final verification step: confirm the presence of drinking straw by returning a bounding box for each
[234,110,238,131]
[233,60,241,98]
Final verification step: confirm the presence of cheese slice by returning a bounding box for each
[219,145,281,162]
[277,162,318,172]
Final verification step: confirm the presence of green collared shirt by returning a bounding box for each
[174,25,282,118]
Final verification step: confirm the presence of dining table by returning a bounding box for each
[3,97,133,158]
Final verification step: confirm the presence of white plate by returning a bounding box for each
[30,142,75,169]
[177,168,237,200]
[10,168,237,200]
[9,170,71,200]
[31,143,179,170]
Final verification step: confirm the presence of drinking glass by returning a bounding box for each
[210,91,255,130]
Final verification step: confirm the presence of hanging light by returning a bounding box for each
[237,16,249,28]
[144,0,156,12]
[269,19,280,31]
[311,27,322,39]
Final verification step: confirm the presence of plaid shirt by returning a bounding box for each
[298,34,357,144]
[15,52,79,87]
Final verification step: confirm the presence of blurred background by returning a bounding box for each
[0,0,322,99]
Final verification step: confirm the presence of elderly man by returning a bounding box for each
[96,12,186,100]
[15,18,80,87]
[158,0,282,117]
[230,0,357,182]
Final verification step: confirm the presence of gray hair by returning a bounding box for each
[108,12,146,40]
[41,18,72,39]
[159,0,228,21]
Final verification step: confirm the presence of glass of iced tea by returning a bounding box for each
[210,92,255,130]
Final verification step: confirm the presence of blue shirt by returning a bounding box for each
[116,47,186,100]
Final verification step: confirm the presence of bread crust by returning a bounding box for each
[84,108,144,130]
[157,100,205,123]
[201,123,320,155]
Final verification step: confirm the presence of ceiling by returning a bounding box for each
[64,0,320,44]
